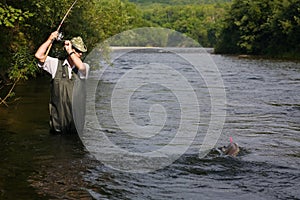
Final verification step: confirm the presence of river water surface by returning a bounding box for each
[0,48,299,199]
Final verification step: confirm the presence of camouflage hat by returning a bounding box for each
[71,36,87,52]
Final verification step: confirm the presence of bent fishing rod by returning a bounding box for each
[42,0,78,62]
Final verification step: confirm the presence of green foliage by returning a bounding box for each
[75,0,147,47]
[9,46,38,81]
[0,3,33,28]
[129,0,231,7]
[142,3,229,47]
[215,0,300,57]
[0,2,35,82]
[106,27,200,47]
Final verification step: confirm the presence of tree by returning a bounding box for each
[0,2,35,106]
[215,0,300,58]
[142,3,228,47]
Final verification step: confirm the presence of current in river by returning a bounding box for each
[0,48,299,199]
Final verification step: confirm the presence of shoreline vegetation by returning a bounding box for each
[109,46,214,54]
[1,0,299,106]
[110,46,299,62]
[109,46,300,60]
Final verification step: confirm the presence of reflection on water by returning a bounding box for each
[0,50,300,199]
[27,134,90,199]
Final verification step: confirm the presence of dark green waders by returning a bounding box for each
[49,60,86,134]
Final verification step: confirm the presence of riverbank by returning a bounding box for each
[213,52,300,62]
[110,46,213,54]
[214,47,300,61]
[235,54,300,62]
[110,46,300,62]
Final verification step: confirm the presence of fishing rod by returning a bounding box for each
[42,0,78,62]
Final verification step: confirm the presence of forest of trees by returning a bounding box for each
[129,0,231,6]
[141,3,228,47]
[215,0,300,58]
[1,0,300,105]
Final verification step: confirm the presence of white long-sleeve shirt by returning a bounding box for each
[38,56,89,79]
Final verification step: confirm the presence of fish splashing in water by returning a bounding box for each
[221,137,240,157]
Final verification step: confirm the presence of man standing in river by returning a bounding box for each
[35,31,89,134]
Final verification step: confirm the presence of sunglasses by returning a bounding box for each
[72,46,83,54]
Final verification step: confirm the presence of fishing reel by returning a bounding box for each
[56,32,64,42]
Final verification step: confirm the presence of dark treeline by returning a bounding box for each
[215,0,300,58]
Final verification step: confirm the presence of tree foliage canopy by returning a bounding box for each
[142,3,229,47]
[215,0,300,57]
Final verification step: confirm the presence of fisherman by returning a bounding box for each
[35,31,89,134]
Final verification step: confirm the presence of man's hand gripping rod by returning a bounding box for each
[42,0,78,62]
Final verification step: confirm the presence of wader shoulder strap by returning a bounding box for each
[54,59,68,79]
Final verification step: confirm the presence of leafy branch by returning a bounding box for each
[0,46,38,107]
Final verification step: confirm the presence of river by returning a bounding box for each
[0,48,299,199]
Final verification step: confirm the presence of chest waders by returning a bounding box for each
[49,60,86,134]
